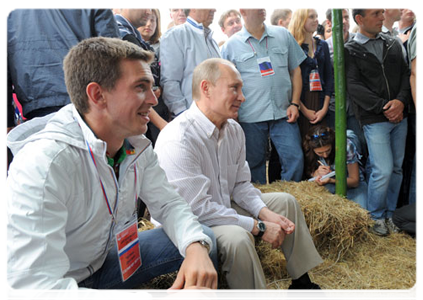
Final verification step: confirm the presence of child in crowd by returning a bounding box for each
[303,125,367,210]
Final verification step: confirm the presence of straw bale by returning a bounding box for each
[256,181,372,260]
[136,181,416,290]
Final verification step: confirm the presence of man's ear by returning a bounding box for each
[354,14,362,26]
[200,80,211,98]
[239,9,246,17]
[86,82,106,108]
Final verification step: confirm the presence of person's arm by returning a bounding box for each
[312,41,333,124]
[410,55,420,131]
[345,47,389,114]
[346,162,360,188]
[312,95,330,124]
[287,66,302,123]
[149,108,168,130]
[7,66,15,131]
[139,147,217,289]
[7,147,79,289]
[154,139,257,232]
[383,41,411,123]
[170,242,217,289]
[160,30,189,116]
[312,165,331,178]
[93,9,120,37]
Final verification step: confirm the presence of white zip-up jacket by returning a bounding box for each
[6,104,211,289]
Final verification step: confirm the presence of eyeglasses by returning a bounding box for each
[311,131,329,141]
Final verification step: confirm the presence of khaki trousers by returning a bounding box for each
[212,192,323,289]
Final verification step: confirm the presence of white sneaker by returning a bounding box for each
[370,219,389,236]
[386,218,400,233]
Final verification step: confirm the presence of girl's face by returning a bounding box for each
[139,14,157,41]
[324,22,332,40]
[304,9,319,34]
[313,144,332,158]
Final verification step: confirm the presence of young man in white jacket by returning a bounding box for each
[6,37,217,290]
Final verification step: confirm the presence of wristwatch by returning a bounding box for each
[197,240,211,253]
[256,220,266,237]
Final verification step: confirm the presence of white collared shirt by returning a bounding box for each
[154,102,266,232]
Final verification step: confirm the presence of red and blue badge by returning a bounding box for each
[257,56,275,77]
[116,220,142,282]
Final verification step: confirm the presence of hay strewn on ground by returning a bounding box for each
[138,181,416,289]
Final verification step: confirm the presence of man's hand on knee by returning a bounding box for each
[259,207,295,234]
[261,221,286,249]
[169,242,218,289]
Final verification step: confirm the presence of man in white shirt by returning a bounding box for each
[155,58,323,289]
[160,9,221,118]
[7,37,217,289]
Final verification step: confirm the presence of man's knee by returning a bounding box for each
[371,162,393,181]
[263,192,300,216]
[216,226,256,256]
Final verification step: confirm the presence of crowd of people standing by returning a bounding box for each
[6,8,416,290]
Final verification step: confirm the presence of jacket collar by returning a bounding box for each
[72,105,151,162]
[186,16,207,35]
[115,14,146,46]
[72,105,108,158]
[353,32,387,45]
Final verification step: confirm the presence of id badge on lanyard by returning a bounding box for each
[116,215,141,282]
[248,37,275,77]
[309,69,323,91]
[86,139,142,282]
[257,56,275,77]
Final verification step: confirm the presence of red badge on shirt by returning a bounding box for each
[116,221,141,282]
[309,69,323,91]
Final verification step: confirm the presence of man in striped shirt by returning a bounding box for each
[155,58,322,289]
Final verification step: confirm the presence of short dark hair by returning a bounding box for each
[316,24,325,36]
[352,9,366,25]
[326,9,332,22]
[218,9,241,28]
[63,37,153,115]
[270,9,292,26]
[327,8,350,22]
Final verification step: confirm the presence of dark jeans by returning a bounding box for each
[393,203,416,237]
[78,226,218,289]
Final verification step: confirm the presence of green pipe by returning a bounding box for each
[332,9,347,196]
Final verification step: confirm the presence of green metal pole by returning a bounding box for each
[332,9,347,196]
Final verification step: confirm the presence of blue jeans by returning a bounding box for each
[408,115,420,204]
[78,225,218,289]
[363,119,407,220]
[240,118,304,184]
[325,180,368,210]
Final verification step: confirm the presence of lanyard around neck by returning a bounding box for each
[247,36,268,56]
[86,141,138,222]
